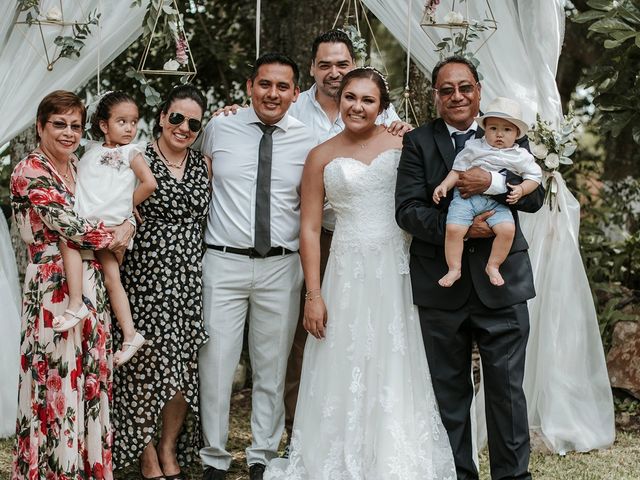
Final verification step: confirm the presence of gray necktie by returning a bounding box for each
[452,130,476,154]
[255,123,277,256]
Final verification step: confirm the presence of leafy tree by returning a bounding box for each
[572,0,640,178]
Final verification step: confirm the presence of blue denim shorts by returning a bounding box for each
[446,188,514,227]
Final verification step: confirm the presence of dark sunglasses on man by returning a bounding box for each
[168,112,202,133]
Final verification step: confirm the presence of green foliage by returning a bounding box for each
[568,141,640,349]
[80,0,255,129]
[572,0,640,155]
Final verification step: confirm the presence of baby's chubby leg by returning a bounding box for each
[486,222,516,286]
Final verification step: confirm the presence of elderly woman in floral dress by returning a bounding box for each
[10,90,134,480]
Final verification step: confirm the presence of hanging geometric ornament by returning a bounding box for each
[421,0,497,57]
[137,0,197,81]
[332,0,388,75]
[14,0,100,71]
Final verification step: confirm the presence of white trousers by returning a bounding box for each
[199,249,303,469]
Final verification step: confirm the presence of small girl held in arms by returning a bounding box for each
[433,97,542,288]
[53,91,157,366]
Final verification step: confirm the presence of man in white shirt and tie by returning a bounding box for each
[198,53,317,480]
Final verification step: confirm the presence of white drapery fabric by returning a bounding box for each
[0,214,21,437]
[363,0,614,454]
[0,0,149,145]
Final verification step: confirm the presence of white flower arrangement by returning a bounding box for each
[45,6,63,22]
[443,11,465,24]
[163,59,180,71]
[528,114,577,172]
[527,114,578,210]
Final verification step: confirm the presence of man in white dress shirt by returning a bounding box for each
[198,53,316,480]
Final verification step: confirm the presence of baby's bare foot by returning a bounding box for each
[438,269,461,287]
[486,265,505,286]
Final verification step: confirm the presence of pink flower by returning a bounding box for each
[29,187,67,206]
[54,392,66,417]
[176,36,188,65]
[39,262,61,281]
[11,175,29,195]
[46,371,62,392]
[36,359,48,383]
[85,373,99,400]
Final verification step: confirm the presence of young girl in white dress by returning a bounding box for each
[53,91,157,366]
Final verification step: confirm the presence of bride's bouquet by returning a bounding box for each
[527,114,578,210]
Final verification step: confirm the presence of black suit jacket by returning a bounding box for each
[394,118,544,310]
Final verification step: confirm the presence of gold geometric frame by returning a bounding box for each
[137,0,197,81]
[420,0,497,55]
[15,0,97,71]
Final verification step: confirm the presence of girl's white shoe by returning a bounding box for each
[52,303,90,332]
[115,332,146,366]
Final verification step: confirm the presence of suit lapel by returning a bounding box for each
[434,119,456,171]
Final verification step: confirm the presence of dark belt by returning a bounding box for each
[206,244,297,258]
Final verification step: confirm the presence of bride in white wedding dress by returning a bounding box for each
[0,212,21,437]
[265,68,455,480]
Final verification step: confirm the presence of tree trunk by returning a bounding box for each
[8,126,37,282]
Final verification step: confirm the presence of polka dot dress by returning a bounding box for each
[113,143,210,469]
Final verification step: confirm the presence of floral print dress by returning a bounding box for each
[10,152,114,480]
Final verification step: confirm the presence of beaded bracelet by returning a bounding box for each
[304,289,322,301]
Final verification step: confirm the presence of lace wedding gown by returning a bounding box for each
[265,149,455,480]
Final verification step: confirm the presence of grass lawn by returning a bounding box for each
[1,389,639,479]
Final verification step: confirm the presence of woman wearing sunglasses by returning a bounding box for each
[10,90,135,479]
[112,84,211,480]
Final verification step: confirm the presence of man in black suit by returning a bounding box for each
[395,56,543,480]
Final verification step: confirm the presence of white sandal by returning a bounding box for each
[115,332,146,366]
[53,304,90,332]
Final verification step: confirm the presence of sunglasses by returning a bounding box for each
[433,83,478,97]
[168,112,202,132]
[47,120,83,133]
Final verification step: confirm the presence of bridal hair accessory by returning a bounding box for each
[360,66,390,94]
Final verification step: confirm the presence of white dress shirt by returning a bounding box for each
[445,121,508,195]
[453,138,542,183]
[201,107,316,251]
[289,83,401,230]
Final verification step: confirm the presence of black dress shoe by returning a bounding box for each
[203,466,227,480]
[249,463,266,480]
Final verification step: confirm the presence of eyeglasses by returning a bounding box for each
[433,83,478,97]
[46,120,83,133]
[168,112,202,132]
